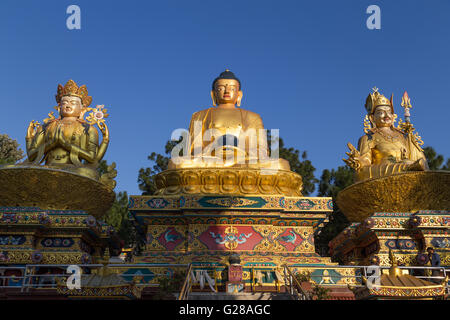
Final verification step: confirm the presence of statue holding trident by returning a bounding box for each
[344,88,428,182]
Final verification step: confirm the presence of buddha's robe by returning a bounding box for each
[169,107,290,170]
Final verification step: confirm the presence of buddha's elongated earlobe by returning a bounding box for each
[236,91,243,107]
[210,90,217,106]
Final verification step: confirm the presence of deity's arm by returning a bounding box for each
[357,135,373,167]
[188,111,198,139]
[77,126,101,163]
[26,125,46,163]
[95,123,109,162]
[406,133,427,163]
[188,109,208,155]
[244,110,264,130]
[244,111,268,156]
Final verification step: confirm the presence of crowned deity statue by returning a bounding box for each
[168,70,290,171]
[23,80,115,186]
[344,88,428,182]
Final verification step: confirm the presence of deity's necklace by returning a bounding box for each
[375,128,402,142]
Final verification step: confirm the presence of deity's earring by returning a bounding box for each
[236,91,243,107]
[210,91,217,106]
[368,114,376,128]
[363,115,372,134]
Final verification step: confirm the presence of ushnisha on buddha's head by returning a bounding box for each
[365,89,395,128]
[211,69,243,108]
[55,79,92,120]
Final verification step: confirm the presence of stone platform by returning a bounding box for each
[0,206,114,265]
[129,194,334,266]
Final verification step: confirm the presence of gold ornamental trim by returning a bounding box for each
[336,171,450,222]
[154,168,303,196]
[0,250,85,265]
[367,286,446,298]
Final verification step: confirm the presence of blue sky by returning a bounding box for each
[0,0,449,195]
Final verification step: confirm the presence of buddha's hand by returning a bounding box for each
[344,143,362,171]
[26,121,40,140]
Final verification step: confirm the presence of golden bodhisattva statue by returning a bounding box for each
[168,70,290,170]
[24,80,116,187]
[344,88,428,181]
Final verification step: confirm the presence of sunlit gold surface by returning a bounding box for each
[23,80,115,187]
[336,171,450,222]
[344,88,427,182]
[154,167,303,196]
[168,70,290,170]
[0,166,115,217]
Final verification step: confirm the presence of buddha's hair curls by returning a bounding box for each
[212,70,241,90]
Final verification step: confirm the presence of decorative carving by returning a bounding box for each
[153,168,303,196]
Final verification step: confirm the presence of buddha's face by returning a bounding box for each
[60,95,83,118]
[213,79,242,105]
[372,105,393,128]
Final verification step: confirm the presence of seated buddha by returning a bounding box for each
[168,70,290,171]
[24,80,112,182]
[344,88,428,182]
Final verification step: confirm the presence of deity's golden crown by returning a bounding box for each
[365,87,393,115]
[55,80,92,107]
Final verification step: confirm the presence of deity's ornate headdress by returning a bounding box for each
[365,87,393,115]
[55,80,92,107]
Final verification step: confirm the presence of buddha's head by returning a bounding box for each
[211,70,243,107]
[365,88,394,128]
[55,80,92,119]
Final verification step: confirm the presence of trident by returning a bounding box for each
[401,91,412,123]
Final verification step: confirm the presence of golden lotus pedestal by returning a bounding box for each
[330,171,450,266]
[123,167,367,291]
[0,165,116,266]
[153,168,303,196]
[0,165,115,217]
[336,171,450,223]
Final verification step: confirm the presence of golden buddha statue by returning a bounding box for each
[24,80,114,184]
[344,88,428,182]
[168,70,290,171]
